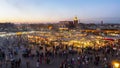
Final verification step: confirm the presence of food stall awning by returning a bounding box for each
[103,38,114,41]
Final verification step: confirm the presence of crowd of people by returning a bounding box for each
[0,35,119,68]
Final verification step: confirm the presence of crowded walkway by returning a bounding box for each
[0,33,119,68]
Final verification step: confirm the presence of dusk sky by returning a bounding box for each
[0,0,120,24]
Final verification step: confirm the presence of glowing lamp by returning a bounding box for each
[112,61,120,68]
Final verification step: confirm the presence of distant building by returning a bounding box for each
[101,21,103,25]
[58,21,73,29]
[0,23,17,32]
[73,17,79,28]
[58,17,79,29]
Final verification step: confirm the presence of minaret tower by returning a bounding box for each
[73,16,78,27]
